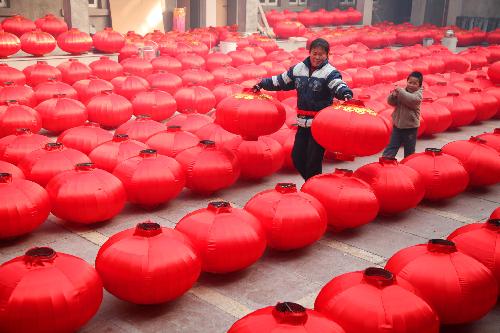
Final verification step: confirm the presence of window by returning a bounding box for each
[260,0,278,5]
[289,0,307,5]
[0,0,9,8]
[340,0,356,5]
[88,0,98,8]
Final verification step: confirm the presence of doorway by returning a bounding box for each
[424,0,447,26]
[216,0,227,26]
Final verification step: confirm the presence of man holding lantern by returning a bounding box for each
[254,38,353,180]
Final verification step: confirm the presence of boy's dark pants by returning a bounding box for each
[292,126,325,180]
[383,126,418,158]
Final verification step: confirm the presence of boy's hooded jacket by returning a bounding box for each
[388,87,423,129]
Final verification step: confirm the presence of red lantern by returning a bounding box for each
[442,136,500,186]
[151,55,182,74]
[23,61,61,87]
[175,201,266,273]
[35,95,87,133]
[477,128,500,152]
[206,52,232,71]
[228,302,346,333]
[146,71,182,95]
[0,247,102,333]
[228,50,254,67]
[211,66,244,85]
[34,79,78,103]
[166,113,213,133]
[131,88,176,121]
[72,76,114,105]
[344,68,374,88]
[386,239,498,324]
[92,27,125,53]
[57,121,112,154]
[419,98,452,135]
[111,74,149,101]
[174,85,216,114]
[1,14,36,37]
[245,183,327,250]
[89,56,123,81]
[0,29,20,57]
[146,126,199,157]
[89,133,147,172]
[35,13,67,37]
[120,55,154,79]
[175,140,240,194]
[176,52,206,70]
[402,148,469,200]
[0,100,41,137]
[56,28,93,54]
[488,61,500,84]
[0,173,50,239]
[213,82,244,106]
[492,207,500,219]
[0,160,24,179]
[354,157,425,215]
[461,87,498,122]
[267,125,296,170]
[0,64,25,86]
[46,162,126,224]
[274,21,307,39]
[0,82,35,107]
[113,149,185,207]
[0,128,50,164]
[237,64,268,81]
[118,43,139,63]
[95,222,200,304]
[194,122,242,148]
[312,100,391,157]
[302,168,380,231]
[435,92,476,128]
[56,58,91,85]
[315,267,440,333]
[20,29,56,56]
[18,142,90,187]
[115,115,165,143]
[87,90,133,128]
[180,69,215,89]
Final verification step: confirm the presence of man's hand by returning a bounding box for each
[252,84,261,93]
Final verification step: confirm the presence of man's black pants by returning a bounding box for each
[292,126,325,181]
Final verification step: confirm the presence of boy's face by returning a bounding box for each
[310,47,328,68]
[406,76,421,93]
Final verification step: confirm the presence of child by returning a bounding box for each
[382,71,423,159]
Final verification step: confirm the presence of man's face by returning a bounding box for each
[406,76,421,93]
[310,47,328,68]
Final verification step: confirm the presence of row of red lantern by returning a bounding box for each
[266,7,362,28]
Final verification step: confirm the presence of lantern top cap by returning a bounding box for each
[0,173,12,183]
[75,162,95,171]
[134,221,163,237]
[140,149,157,157]
[272,302,308,325]
[25,247,56,260]
[275,183,297,193]
[425,147,442,154]
[486,219,500,229]
[427,239,457,253]
[363,267,394,287]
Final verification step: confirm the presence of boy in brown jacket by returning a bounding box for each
[382,71,423,158]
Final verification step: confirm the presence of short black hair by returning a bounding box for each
[309,38,330,54]
[408,71,423,86]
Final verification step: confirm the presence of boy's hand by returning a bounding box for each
[342,91,353,101]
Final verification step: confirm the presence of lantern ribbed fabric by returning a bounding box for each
[314,267,440,333]
[274,21,307,39]
[244,183,327,250]
[72,77,114,105]
[89,133,147,172]
[435,92,476,128]
[95,222,200,304]
[35,14,68,37]
[419,98,452,135]
[57,121,113,155]
[146,71,182,95]
[46,162,126,224]
[131,89,176,121]
[0,128,50,164]
[175,140,240,194]
[194,122,242,148]
[176,52,206,70]
[89,56,123,81]
[87,90,133,128]
[121,56,153,79]
[211,66,244,85]
[0,173,50,239]
[213,83,244,106]
[1,14,36,37]
[461,87,498,122]
[354,157,425,215]
[215,90,286,139]
[268,125,296,170]
[302,168,379,230]
[56,28,93,54]
[228,302,346,333]
[113,149,185,207]
[151,56,182,74]
[206,53,232,71]
[477,128,500,152]
[488,61,500,84]
[0,247,102,333]
[385,239,498,324]
[0,160,24,179]
[23,61,61,87]
[492,207,500,219]
[166,113,213,133]
[448,219,500,293]
[115,115,166,143]
[0,101,41,137]
[0,29,20,57]
[0,64,25,86]
[18,142,91,187]
[35,95,87,133]
[0,82,36,107]
[442,136,500,186]
[56,58,91,85]
[20,29,56,56]
[180,69,215,89]
[146,126,199,157]
[34,79,77,103]
[111,74,149,101]
[312,100,391,157]
[401,148,469,200]
[175,201,266,273]
[92,27,125,53]
[174,85,216,114]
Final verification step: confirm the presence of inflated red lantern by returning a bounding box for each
[0,29,20,57]
[315,267,440,333]
[205,52,232,71]
[477,128,500,152]
[88,133,147,172]
[402,148,469,200]
[111,74,149,101]
[87,90,133,128]
[118,43,138,63]
[228,302,346,333]
[34,79,78,103]
[72,76,114,105]
[356,94,386,113]
[1,14,36,37]
[180,69,215,89]
[488,61,500,84]
[131,88,176,121]
[237,64,267,81]
[95,222,200,304]
[166,113,213,133]
[301,168,379,230]
[115,115,165,143]
[245,183,327,250]
[215,90,286,139]
[461,87,498,122]
[146,71,182,95]
[92,27,125,53]
[435,92,476,128]
[175,201,266,273]
[0,100,41,137]
[312,100,391,157]
[18,142,90,187]
[267,125,295,170]
[194,122,242,148]
[23,61,61,87]
[151,55,182,74]
[0,247,102,333]
[213,82,244,106]
[0,160,24,179]
[56,28,93,54]
[174,85,216,114]
[175,140,240,194]
[225,136,284,179]
[57,121,112,155]
[146,126,199,158]
[0,64,25,86]
[419,98,452,135]
[120,55,153,79]
[113,149,185,207]
[89,56,123,81]
[443,55,471,73]
[56,58,91,85]
[35,95,87,133]
[274,21,306,39]
[448,219,500,292]
[211,66,244,85]
[0,128,50,164]
[0,173,49,239]
[228,50,254,67]
[344,68,374,88]
[46,162,126,224]
[442,136,500,186]
[260,61,287,77]
[386,239,498,324]
[176,52,206,70]
[20,29,56,56]
[354,157,425,215]
[492,207,500,219]
[35,13,67,37]
[371,65,398,84]
[0,82,36,107]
